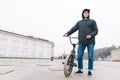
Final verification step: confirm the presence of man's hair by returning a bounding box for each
[82,9,90,19]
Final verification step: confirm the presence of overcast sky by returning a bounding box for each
[0,0,120,56]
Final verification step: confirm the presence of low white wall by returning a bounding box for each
[111,49,120,61]
[0,30,54,58]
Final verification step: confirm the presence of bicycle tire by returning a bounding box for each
[64,53,74,77]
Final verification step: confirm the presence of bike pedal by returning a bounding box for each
[73,63,77,67]
[62,62,64,64]
[70,63,77,67]
[74,65,77,67]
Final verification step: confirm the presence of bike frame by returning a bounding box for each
[63,36,78,77]
[69,37,78,56]
[69,37,78,65]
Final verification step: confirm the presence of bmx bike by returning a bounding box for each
[63,36,78,77]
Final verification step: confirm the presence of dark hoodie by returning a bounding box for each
[66,9,98,44]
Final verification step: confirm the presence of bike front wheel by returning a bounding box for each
[64,53,74,77]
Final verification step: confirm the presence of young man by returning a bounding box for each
[63,9,98,75]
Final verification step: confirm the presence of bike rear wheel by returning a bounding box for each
[64,53,74,77]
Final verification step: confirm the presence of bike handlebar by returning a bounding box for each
[69,36,78,45]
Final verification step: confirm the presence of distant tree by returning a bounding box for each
[83,45,117,60]
[118,46,120,49]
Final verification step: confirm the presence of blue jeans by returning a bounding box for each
[77,43,95,70]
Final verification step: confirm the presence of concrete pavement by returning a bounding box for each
[0,58,120,80]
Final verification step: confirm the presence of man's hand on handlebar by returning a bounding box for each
[63,34,68,37]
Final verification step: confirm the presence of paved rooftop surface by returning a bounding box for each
[0,58,120,80]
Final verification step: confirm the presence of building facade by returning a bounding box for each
[0,30,54,58]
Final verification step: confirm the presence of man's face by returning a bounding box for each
[83,11,89,18]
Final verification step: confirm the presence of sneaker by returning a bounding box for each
[75,70,83,73]
[88,71,92,75]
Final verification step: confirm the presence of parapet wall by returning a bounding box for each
[111,49,120,62]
